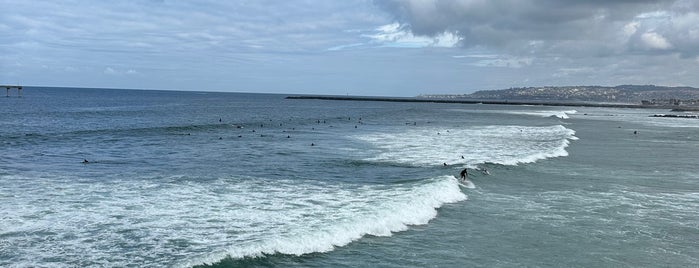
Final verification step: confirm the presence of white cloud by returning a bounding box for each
[451,52,533,69]
[363,22,461,48]
[470,56,533,68]
[623,22,639,36]
[103,67,138,75]
[641,32,673,50]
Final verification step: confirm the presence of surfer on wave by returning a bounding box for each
[459,168,468,182]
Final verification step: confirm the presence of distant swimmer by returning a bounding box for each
[459,168,468,181]
[443,162,448,166]
[634,130,637,135]
[82,159,89,164]
[461,155,465,159]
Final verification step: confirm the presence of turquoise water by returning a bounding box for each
[1,87,697,267]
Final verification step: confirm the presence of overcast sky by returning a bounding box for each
[2,0,699,96]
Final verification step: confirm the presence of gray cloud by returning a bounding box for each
[377,0,699,57]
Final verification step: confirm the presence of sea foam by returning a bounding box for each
[0,174,465,267]
[179,175,465,267]
[354,125,577,167]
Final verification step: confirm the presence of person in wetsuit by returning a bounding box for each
[459,168,468,181]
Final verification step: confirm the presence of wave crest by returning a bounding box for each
[355,125,577,167]
[178,176,465,267]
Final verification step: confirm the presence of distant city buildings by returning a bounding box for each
[641,99,699,106]
[419,85,699,107]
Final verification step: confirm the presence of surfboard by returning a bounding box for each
[454,176,475,188]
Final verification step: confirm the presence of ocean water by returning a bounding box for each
[1,87,697,267]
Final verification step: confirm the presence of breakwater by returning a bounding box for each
[285,95,649,109]
[652,114,699,119]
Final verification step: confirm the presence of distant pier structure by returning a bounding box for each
[3,85,22,97]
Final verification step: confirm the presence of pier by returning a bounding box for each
[3,85,23,97]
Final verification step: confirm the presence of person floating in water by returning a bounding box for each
[82,159,89,164]
[459,168,468,182]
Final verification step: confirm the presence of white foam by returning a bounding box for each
[354,125,577,167]
[0,174,465,267]
[504,109,577,119]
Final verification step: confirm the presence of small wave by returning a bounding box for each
[504,110,577,119]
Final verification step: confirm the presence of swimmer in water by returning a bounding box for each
[82,159,89,164]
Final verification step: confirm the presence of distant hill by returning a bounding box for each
[420,85,699,104]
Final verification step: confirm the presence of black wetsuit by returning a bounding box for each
[460,168,468,179]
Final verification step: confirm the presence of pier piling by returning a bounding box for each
[3,85,22,97]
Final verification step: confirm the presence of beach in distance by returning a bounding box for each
[1,87,698,267]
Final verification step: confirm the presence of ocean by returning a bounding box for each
[1,87,697,267]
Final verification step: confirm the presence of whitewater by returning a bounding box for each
[2,87,697,267]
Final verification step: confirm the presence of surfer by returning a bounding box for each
[459,168,468,181]
[481,168,490,175]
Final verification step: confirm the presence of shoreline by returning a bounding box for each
[285,95,685,110]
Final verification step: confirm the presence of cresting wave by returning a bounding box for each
[0,174,465,267]
[505,109,578,119]
[453,109,578,119]
[179,175,465,267]
[354,125,578,167]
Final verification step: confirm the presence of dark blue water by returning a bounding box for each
[1,87,697,267]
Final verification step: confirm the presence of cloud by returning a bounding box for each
[471,56,533,69]
[363,22,461,48]
[3,0,699,95]
[103,67,137,75]
[104,67,117,75]
[641,32,673,49]
[376,0,699,57]
[452,53,532,68]
[328,22,461,51]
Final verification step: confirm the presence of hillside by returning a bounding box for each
[420,85,699,105]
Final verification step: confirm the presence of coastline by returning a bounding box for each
[286,95,680,110]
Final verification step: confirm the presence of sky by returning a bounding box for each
[2,0,699,96]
